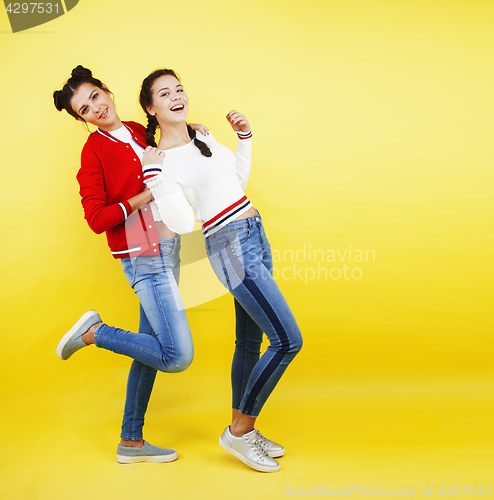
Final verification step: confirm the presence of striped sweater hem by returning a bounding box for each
[202,196,253,238]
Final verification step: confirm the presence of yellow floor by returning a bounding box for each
[2,292,492,499]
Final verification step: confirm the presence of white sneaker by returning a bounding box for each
[255,429,285,458]
[219,426,280,472]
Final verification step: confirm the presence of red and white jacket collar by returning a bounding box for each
[96,123,148,149]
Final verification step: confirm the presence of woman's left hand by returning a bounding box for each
[189,123,209,135]
[226,110,250,133]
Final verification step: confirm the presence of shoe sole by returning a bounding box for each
[116,450,178,464]
[56,310,99,360]
[268,449,285,458]
[219,436,280,472]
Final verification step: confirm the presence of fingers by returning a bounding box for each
[189,123,209,135]
[144,146,165,154]
[226,110,244,125]
[143,146,166,166]
[144,147,165,157]
[226,110,250,133]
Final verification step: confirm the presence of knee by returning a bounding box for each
[175,351,194,372]
[289,328,303,355]
[271,328,303,357]
[162,348,194,373]
[280,326,302,356]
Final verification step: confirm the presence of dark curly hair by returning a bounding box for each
[139,69,212,157]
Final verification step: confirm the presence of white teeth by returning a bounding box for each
[171,105,184,111]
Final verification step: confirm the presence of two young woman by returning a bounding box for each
[54,66,302,472]
[54,66,198,464]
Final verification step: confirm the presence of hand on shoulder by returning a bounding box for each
[143,146,165,166]
[189,123,209,136]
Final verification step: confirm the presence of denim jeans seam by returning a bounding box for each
[97,334,163,360]
[117,240,190,441]
[152,274,176,361]
[209,216,301,417]
[130,366,146,440]
[215,252,230,288]
[240,315,257,400]
[93,323,104,347]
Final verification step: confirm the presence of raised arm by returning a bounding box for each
[227,110,252,190]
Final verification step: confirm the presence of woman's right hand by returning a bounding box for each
[226,110,250,133]
[143,146,166,166]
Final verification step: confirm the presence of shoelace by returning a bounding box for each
[255,430,269,452]
[247,434,268,458]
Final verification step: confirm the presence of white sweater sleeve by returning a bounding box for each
[235,135,252,191]
[144,171,195,234]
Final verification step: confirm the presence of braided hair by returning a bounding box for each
[139,69,212,157]
[53,65,109,121]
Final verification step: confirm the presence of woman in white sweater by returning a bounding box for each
[139,69,303,473]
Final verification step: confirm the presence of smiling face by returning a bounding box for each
[70,82,122,131]
[146,74,189,127]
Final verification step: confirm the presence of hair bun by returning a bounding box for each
[53,89,64,111]
[71,65,92,78]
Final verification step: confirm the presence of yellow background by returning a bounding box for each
[1,0,493,498]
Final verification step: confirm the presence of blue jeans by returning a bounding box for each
[205,212,303,417]
[94,236,194,441]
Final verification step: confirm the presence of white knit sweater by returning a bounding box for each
[143,130,253,237]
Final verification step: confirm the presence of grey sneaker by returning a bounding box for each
[255,429,285,458]
[116,441,178,464]
[219,426,280,472]
[56,310,101,360]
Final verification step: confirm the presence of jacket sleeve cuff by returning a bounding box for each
[119,201,132,220]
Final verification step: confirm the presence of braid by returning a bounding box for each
[146,115,158,147]
[187,125,212,158]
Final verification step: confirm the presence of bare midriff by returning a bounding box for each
[155,220,177,238]
[232,206,256,222]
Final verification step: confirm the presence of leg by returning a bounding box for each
[120,304,158,445]
[230,299,262,436]
[236,221,302,417]
[231,268,302,417]
[207,218,302,419]
[94,238,193,372]
[231,299,263,411]
[116,242,186,460]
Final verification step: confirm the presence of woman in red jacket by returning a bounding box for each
[53,66,203,464]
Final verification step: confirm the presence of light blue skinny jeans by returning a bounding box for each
[93,236,193,441]
[205,212,303,417]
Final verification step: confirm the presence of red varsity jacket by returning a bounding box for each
[76,121,159,259]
